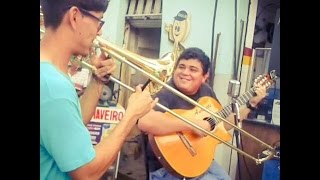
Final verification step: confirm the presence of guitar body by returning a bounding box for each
[148,96,232,178]
[148,71,278,178]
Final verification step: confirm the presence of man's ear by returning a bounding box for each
[202,72,209,83]
[67,7,80,30]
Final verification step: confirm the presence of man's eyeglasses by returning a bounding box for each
[77,7,105,32]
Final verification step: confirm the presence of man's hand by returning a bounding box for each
[249,85,267,107]
[191,120,211,137]
[91,50,116,82]
[125,85,159,122]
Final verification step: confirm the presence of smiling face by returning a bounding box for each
[172,19,188,42]
[173,59,208,95]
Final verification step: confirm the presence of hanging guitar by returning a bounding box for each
[148,70,278,178]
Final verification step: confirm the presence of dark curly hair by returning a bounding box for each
[176,47,210,75]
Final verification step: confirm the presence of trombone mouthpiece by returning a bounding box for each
[92,39,99,48]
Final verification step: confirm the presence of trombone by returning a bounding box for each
[40,20,276,165]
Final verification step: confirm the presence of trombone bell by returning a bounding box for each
[96,36,176,95]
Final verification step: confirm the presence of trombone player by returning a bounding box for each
[138,47,267,180]
[40,0,158,179]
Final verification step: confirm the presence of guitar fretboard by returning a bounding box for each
[206,88,256,128]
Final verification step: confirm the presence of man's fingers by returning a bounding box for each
[135,85,142,93]
[106,64,116,74]
[99,51,108,59]
[151,97,159,108]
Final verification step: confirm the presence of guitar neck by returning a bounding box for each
[206,71,276,127]
[204,88,256,129]
[217,88,256,120]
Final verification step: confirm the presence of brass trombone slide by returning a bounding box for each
[82,36,276,164]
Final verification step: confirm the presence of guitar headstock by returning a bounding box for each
[253,70,278,90]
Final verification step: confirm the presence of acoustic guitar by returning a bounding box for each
[148,71,277,178]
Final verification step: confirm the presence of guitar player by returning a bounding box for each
[138,47,267,180]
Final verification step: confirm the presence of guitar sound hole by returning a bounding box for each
[203,117,216,130]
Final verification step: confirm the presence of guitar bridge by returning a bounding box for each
[177,132,197,156]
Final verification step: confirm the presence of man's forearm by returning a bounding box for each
[138,110,193,135]
[91,114,138,178]
[80,78,104,124]
[69,113,139,180]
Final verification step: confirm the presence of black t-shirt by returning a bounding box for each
[145,79,220,172]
